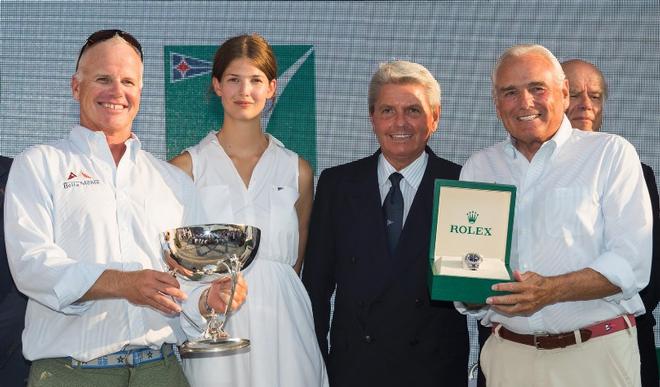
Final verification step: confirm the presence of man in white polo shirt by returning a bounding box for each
[5,30,244,387]
[461,44,652,387]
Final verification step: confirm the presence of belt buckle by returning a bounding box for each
[533,333,550,349]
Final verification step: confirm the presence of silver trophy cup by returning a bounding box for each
[162,224,260,358]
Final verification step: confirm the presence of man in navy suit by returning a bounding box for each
[0,155,30,386]
[302,60,468,387]
[562,58,659,386]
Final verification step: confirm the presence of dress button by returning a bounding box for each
[351,256,357,264]
[363,335,372,343]
[409,338,419,346]
[415,298,422,307]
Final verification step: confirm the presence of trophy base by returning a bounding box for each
[179,338,250,358]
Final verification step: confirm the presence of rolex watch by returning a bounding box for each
[463,252,483,271]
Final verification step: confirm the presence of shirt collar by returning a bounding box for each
[377,151,428,190]
[70,125,141,163]
[504,115,573,160]
[550,115,573,150]
[208,130,284,149]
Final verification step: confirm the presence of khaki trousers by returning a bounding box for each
[481,326,641,387]
[27,352,190,387]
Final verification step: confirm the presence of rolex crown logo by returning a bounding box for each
[450,210,491,236]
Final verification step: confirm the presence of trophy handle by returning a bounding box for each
[166,268,207,334]
[204,255,241,340]
[181,306,206,333]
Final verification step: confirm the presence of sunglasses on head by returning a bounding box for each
[76,29,143,70]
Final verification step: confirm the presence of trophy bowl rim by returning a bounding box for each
[164,223,261,233]
[162,223,261,279]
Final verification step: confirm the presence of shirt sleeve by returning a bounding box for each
[454,301,489,318]
[4,150,107,315]
[589,139,653,301]
[459,156,476,182]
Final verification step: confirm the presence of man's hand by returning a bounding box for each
[204,274,248,313]
[486,270,557,316]
[120,269,186,314]
[486,268,621,317]
[79,269,186,315]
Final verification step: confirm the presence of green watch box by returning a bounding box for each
[428,179,516,304]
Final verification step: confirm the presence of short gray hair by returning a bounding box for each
[368,60,441,114]
[491,44,565,97]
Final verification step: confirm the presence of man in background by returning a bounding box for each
[562,58,659,386]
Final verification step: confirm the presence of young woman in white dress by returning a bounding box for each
[169,34,328,387]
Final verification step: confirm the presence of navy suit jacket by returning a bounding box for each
[303,148,468,387]
[640,163,659,316]
[637,163,659,387]
[0,156,13,300]
[0,156,29,381]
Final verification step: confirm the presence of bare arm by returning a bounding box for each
[78,269,186,315]
[293,157,314,275]
[197,274,248,316]
[169,151,194,180]
[488,268,620,316]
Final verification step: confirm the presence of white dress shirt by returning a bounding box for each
[4,125,202,361]
[377,151,428,226]
[460,116,652,334]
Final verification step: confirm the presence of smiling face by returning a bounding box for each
[493,53,569,159]
[370,83,439,170]
[212,57,276,122]
[562,61,605,131]
[71,37,142,138]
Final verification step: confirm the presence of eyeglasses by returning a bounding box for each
[75,29,143,70]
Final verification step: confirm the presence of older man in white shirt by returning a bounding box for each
[462,44,652,387]
[5,30,244,387]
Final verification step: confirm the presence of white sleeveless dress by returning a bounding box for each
[181,132,329,387]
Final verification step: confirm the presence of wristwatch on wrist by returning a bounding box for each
[201,287,213,316]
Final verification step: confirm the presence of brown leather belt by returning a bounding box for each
[493,314,636,350]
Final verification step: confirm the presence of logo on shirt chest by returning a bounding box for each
[449,210,493,236]
[62,170,101,189]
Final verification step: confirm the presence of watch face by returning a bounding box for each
[463,252,483,270]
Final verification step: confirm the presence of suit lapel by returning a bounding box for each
[344,149,453,300]
[390,151,436,270]
[345,152,391,263]
[395,164,434,264]
[349,149,437,303]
